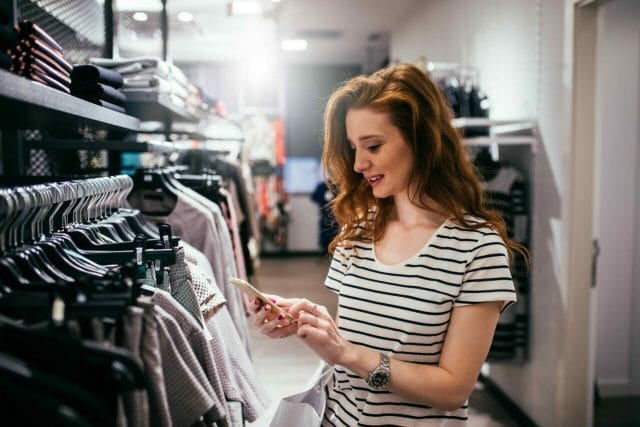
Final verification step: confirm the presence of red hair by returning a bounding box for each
[321,63,528,264]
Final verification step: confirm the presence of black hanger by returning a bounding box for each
[128,168,179,216]
[0,312,144,424]
[0,351,105,427]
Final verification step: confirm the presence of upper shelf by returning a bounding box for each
[124,90,199,124]
[453,117,538,149]
[0,70,140,134]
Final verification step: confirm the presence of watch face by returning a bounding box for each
[370,371,389,388]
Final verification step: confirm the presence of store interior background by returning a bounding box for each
[6,0,636,426]
[117,1,639,426]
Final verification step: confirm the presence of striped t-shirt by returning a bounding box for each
[323,217,517,426]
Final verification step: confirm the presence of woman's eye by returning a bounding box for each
[367,145,380,152]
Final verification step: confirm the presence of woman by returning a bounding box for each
[250,63,525,425]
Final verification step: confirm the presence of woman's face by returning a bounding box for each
[345,107,415,199]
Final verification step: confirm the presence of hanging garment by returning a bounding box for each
[151,290,231,427]
[184,259,227,322]
[204,307,272,423]
[129,187,252,353]
[479,162,530,361]
[219,187,247,280]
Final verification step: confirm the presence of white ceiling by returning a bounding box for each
[115,0,420,64]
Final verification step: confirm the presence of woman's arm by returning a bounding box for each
[290,298,502,411]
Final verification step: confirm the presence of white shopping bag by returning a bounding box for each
[269,362,333,427]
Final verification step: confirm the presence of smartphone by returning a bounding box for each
[229,277,297,324]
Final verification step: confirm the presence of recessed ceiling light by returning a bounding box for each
[116,1,162,12]
[230,1,262,15]
[177,11,194,22]
[281,39,307,51]
[132,12,148,22]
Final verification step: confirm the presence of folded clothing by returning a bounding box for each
[94,99,126,114]
[90,56,188,86]
[29,68,70,93]
[71,64,123,89]
[13,55,71,87]
[16,20,63,52]
[21,35,72,73]
[71,82,126,107]
[12,43,71,77]
[4,20,73,94]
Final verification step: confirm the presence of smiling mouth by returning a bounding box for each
[366,175,384,185]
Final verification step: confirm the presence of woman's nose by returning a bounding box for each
[353,150,369,173]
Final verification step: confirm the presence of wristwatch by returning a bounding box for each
[366,352,391,390]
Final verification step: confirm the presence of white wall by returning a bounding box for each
[391,1,575,426]
[391,0,539,119]
[593,0,640,397]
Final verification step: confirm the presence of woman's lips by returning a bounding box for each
[366,175,384,186]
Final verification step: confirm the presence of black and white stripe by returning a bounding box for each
[323,217,516,426]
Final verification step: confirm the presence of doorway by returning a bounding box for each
[572,0,640,426]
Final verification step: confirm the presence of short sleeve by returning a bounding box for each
[454,232,517,312]
[324,244,351,294]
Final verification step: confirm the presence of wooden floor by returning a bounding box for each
[247,255,520,427]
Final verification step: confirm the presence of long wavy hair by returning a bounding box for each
[321,63,528,264]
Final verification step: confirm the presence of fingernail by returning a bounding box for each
[277,314,284,320]
[264,305,270,311]
[269,297,277,303]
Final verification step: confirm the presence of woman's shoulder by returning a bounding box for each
[446,214,501,239]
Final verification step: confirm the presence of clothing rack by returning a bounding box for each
[0,171,270,425]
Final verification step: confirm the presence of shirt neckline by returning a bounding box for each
[372,217,450,268]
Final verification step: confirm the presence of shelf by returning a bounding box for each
[452,118,536,128]
[26,139,179,153]
[463,136,537,146]
[124,90,199,124]
[0,70,139,134]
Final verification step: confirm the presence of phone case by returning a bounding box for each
[229,277,297,323]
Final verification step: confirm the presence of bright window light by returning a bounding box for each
[177,11,194,22]
[231,1,262,15]
[132,12,148,22]
[281,39,307,51]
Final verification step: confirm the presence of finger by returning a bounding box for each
[289,298,317,318]
[278,328,299,339]
[260,311,291,334]
[297,311,322,328]
[265,323,298,339]
[297,322,321,340]
[248,298,263,314]
[253,304,271,326]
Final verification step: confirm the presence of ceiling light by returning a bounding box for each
[272,0,283,2]
[132,12,148,22]
[177,11,194,22]
[116,0,162,12]
[230,1,262,15]
[281,39,307,51]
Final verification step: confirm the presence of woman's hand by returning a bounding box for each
[248,294,299,339]
[289,299,351,366]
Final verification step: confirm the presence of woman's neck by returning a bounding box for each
[391,192,448,228]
